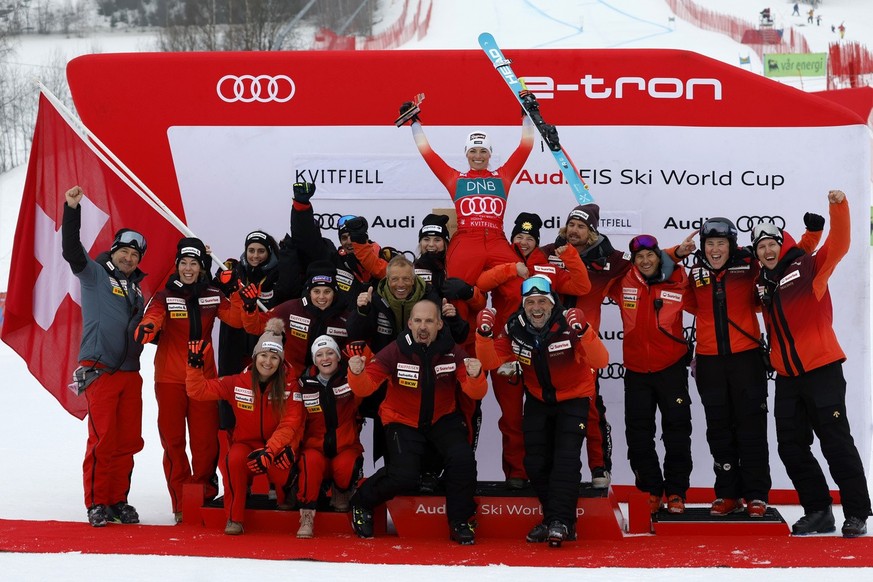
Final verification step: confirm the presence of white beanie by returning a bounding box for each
[464,130,492,153]
[311,335,341,360]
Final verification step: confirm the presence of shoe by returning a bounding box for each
[108,502,140,524]
[87,504,110,528]
[591,468,611,489]
[547,520,569,548]
[173,511,183,524]
[648,495,663,514]
[224,520,244,535]
[842,516,867,538]
[350,505,374,538]
[330,485,352,512]
[506,477,527,490]
[666,495,685,514]
[526,522,548,543]
[297,508,315,539]
[792,507,836,535]
[747,499,767,518]
[450,521,476,545]
[710,498,744,516]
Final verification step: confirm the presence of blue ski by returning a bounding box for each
[478,32,593,204]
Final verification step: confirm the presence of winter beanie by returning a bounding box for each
[464,130,492,152]
[419,213,451,241]
[252,318,285,358]
[511,212,543,245]
[175,237,208,270]
[311,335,341,360]
[305,260,339,293]
[567,204,600,232]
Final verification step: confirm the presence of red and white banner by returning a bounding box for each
[0,95,180,419]
[63,49,871,492]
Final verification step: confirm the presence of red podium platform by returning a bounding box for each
[652,507,790,537]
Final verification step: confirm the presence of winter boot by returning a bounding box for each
[87,504,110,528]
[330,485,352,512]
[108,502,140,524]
[297,509,315,539]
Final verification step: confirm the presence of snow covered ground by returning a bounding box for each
[1,0,873,579]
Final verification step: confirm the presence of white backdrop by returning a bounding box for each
[170,122,872,491]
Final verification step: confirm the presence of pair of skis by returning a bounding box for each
[395,33,593,205]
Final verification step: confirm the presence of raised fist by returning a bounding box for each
[476,308,496,337]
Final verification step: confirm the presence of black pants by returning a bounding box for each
[523,396,589,528]
[695,349,771,501]
[624,359,692,498]
[774,362,871,519]
[352,412,477,525]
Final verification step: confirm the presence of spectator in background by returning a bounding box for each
[839,23,846,39]
[792,3,800,17]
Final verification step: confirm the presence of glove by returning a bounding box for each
[803,212,825,232]
[476,308,496,337]
[343,340,373,361]
[135,323,155,344]
[344,216,369,244]
[246,448,273,474]
[564,308,589,336]
[292,182,316,204]
[272,446,295,470]
[213,261,239,295]
[238,283,260,313]
[441,277,474,301]
[187,339,208,368]
[518,89,538,113]
[399,101,420,123]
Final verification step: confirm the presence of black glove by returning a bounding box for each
[293,182,316,204]
[803,212,825,232]
[135,323,155,344]
[344,216,369,244]
[213,260,239,295]
[246,448,272,474]
[399,101,420,123]
[441,277,474,301]
[238,283,260,313]
[273,446,295,470]
[518,89,539,114]
[187,339,209,368]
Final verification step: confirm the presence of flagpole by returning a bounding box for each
[37,83,227,268]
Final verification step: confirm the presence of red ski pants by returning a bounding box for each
[446,229,519,285]
[222,441,291,523]
[296,446,363,505]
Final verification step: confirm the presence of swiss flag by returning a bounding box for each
[1,94,182,419]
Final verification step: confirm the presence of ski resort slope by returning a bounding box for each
[1,0,873,580]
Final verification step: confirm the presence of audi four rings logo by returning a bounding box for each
[735,215,786,233]
[598,363,625,380]
[314,213,345,230]
[457,196,505,217]
[217,74,296,103]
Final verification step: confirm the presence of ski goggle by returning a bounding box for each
[701,218,737,240]
[521,276,552,297]
[629,234,659,253]
[751,222,783,247]
[111,230,147,256]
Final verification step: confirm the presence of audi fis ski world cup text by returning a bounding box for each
[523,168,786,189]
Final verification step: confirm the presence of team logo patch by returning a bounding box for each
[234,387,253,396]
[288,320,309,333]
[170,311,188,319]
[237,402,254,411]
[518,355,531,366]
[112,287,125,297]
[293,392,304,401]
[397,363,420,372]
[288,314,310,325]
[399,378,418,388]
[333,383,352,396]
[326,326,348,337]
[660,291,682,302]
[780,270,800,286]
[198,296,221,306]
[434,363,456,374]
[167,303,186,311]
[259,289,274,300]
[166,297,185,305]
[235,394,253,404]
[548,340,572,352]
[533,264,557,275]
[397,370,419,380]
[291,329,307,339]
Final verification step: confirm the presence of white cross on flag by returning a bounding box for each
[1,94,180,419]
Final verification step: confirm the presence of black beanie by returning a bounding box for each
[305,260,339,293]
[419,213,450,241]
[567,204,600,232]
[244,230,275,258]
[175,237,208,270]
[511,212,543,245]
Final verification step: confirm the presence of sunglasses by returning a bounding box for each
[521,276,552,296]
[629,234,659,253]
[338,215,357,229]
[115,230,147,255]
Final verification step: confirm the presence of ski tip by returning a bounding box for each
[478,32,494,43]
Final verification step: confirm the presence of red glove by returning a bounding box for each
[246,448,272,474]
[564,308,589,336]
[135,323,155,344]
[343,340,373,361]
[238,283,260,313]
[476,308,496,337]
[272,446,295,470]
[187,339,209,368]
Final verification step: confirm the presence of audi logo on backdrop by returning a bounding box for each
[598,363,625,380]
[216,74,296,103]
[735,215,786,233]
[314,213,346,230]
[457,197,505,217]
